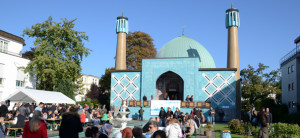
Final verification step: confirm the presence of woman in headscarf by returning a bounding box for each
[22,110,47,138]
[99,124,113,138]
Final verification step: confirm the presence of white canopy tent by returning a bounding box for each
[5,89,75,104]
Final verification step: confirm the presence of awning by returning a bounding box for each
[4,89,75,104]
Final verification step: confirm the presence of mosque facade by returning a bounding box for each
[110,7,241,121]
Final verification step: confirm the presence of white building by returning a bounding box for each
[280,35,300,114]
[0,30,36,102]
[75,74,99,101]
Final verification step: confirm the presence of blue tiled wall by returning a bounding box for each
[110,72,141,107]
[110,58,237,120]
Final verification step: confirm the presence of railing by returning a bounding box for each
[0,50,22,57]
[280,45,300,64]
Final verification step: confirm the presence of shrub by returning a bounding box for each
[228,119,243,134]
[271,123,300,138]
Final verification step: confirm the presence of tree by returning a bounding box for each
[22,16,90,91]
[22,47,35,60]
[126,31,156,70]
[86,83,100,101]
[99,67,115,93]
[240,63,281,111]
[54,79,75,100]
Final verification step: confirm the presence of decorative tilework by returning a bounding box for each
[111,72,141,105]
[201,72,236,106]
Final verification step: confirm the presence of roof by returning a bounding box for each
[155,36,216,68]
[4,89,75,104]
[0,30,25,46]
[295,35,300,44]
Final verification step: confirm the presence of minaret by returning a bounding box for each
[115,14,128,70]
[226,6,241,118]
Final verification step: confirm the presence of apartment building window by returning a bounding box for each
[0,40,8,53]
[291,65,295,72]
[292,82,294,90]
[288,67,291,74]
[0,78,3,86]
[288,84,291,91]
[288,101,291,108]
[16,80,24,87]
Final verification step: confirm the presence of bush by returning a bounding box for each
[228,119,244,134]
[76,98,100,108]
[270,123,300,138]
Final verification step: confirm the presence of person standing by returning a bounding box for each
[208,107,215,125]
[166,107,173,117]
[22,111,47,138]
[143,95,147,101]
[59,105,83,138]
[266,108,272,127]
[258,108,268,138]
[0,101,8,121]
[159,107,166,127]
[244,109,252,136]
[186,95,190,102]
[174,107,180,119]
[189,95,193,102]
[35,102,44,111]
[139,107,144,121]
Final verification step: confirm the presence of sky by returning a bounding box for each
[1,0,299,78]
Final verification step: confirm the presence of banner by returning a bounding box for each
[150,100,181,115]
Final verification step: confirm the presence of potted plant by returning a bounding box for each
[204,121,214,137]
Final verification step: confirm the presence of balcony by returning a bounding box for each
[280,45,300,65]
[0,49,22,57]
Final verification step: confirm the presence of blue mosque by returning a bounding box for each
[110,7,241,120]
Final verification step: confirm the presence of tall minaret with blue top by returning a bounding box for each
[226,5,241,117]
[115,14,128,70]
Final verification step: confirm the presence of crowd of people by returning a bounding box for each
[0,101,111,137]
[243,107,273,137]
[1,99,274,138]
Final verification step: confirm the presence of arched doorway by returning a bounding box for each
[156,71,184,100]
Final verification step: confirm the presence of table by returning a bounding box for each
[0,120,14,136]
[45,119,61,131]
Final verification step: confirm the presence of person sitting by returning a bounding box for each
[99,124,113,138]
[145,120,158,138]
[189,95,193,102]
[184,115,195,138]
[151,130,166,138]
[143,95,147,101]
[132,127,145,138]
[91,110,100,126]
[23,111,47,138]
[165,119,182,138]
[113,127,133,138]
[85,126,99,138]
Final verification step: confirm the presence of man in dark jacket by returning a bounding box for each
[139,107,144,121]
[59,105,83,138]
[158,107,166,127]
[0,101,8,121]
[166,107,173,117]
[258,108,268,138]
[18,103,30,118]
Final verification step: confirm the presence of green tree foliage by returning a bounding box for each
[54,79,75,100]
[240,63,281,111]
[86,83,100,101]
[22,16,90,91]
[98,67,114,106]
[99,67,115,92]
[126,31,156,70]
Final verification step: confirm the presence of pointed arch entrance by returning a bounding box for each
[156,71,184,100]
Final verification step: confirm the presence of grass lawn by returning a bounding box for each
[214,124,254,138]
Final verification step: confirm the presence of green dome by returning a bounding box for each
[155,36,216,68]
